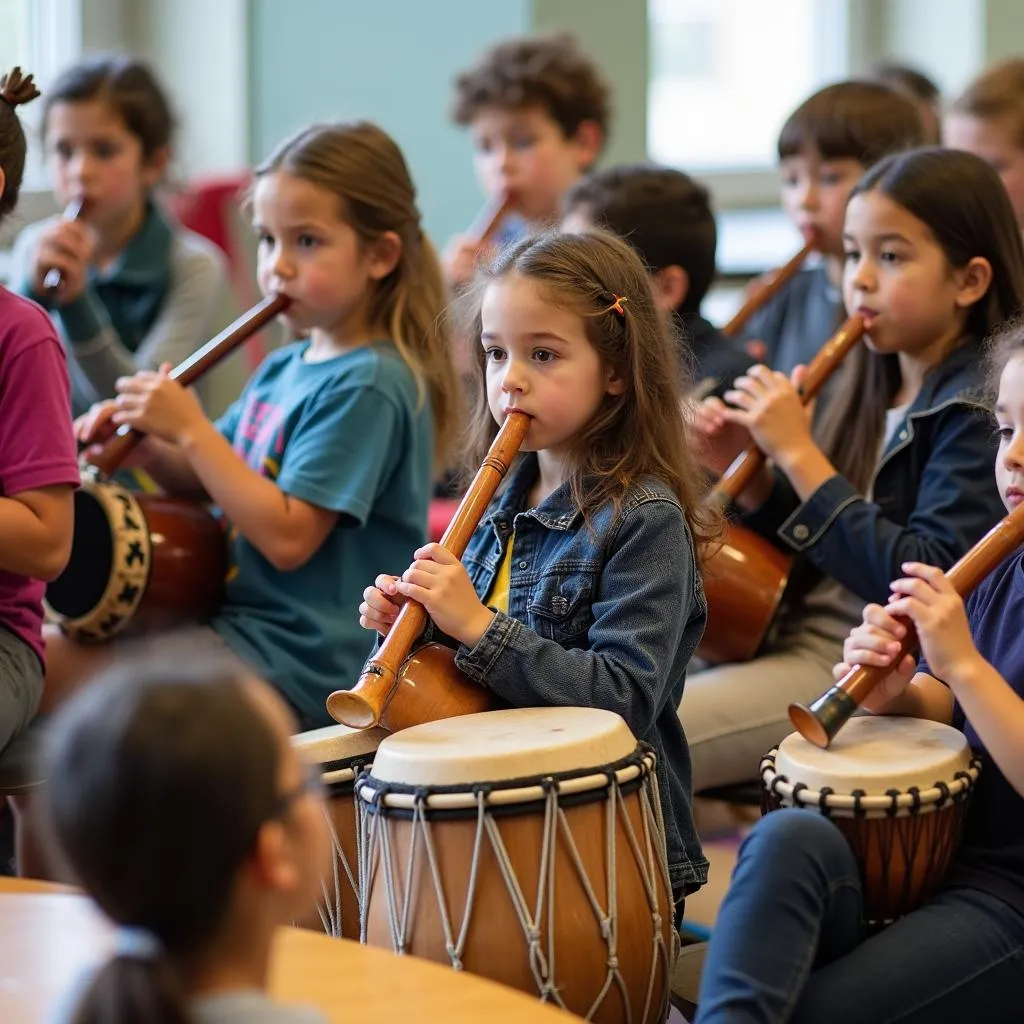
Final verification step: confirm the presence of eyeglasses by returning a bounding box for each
[270,759,325,820]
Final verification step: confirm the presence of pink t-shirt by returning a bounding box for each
[0,287,80,665]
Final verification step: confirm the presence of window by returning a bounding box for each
[0,0,81,189]
[648,0,851,201]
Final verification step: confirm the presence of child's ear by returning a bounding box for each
[570,120,604,172]
[954,256,993,310]
[367,231,403,280]
[605,366,626,396]
[0,165,6,206]
[141,145,170,189]
[651,265,689,314]
[249,820,300,892]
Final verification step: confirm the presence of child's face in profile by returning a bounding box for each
[779,147,866,258]
[995,352,1024,514]
[470,104,601,224]
[945,113,1024,232]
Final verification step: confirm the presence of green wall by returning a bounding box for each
[248,0,531,249]
[247,0,649,249]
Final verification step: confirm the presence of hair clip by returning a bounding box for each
[605,294,628,318]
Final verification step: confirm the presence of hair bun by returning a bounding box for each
[0,66,40,109]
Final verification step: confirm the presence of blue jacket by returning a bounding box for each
[742,338,1004,603]
[447,454,710,894]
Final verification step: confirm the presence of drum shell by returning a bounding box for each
[360,770,673,1024]
[699,524,791,664]
[761,750,979,925]
[132,494,226,632]
[44,481,226,642]
[294,771,364,938]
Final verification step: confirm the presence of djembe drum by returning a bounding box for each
[355,706,675,1024]
[760,716,982,926]
[292,723,388,937]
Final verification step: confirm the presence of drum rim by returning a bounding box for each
[355,746,655,811]
[44,477,152,641]
[760,747,983,817]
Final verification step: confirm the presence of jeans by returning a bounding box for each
[696,809,1024,1023]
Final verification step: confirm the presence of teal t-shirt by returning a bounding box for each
[212,339,433,727]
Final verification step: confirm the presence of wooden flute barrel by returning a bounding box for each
[697,315,866,664]
[327,411,531,731]
[790,499,1024,748]
[44,294,291,643]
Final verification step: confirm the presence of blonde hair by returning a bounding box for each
[952,59,1024,147]
[459,229,719,560]
[254,121,459,467]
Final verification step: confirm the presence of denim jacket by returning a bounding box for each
[742,337,1004,603]
[446,454,710,895]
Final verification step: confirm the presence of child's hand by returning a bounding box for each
[443,234,489,290]
[359,574,407,636]
[75,401,150,467]
[886,561,983,683]
[834,603,918,713]
[721,364,814,466]
[75,401,119,446]
[31,216,96,302]
[113,363,208,446]
[689,395,753,476]
[395,543,495,648]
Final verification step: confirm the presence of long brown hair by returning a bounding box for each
[459,229,719,558]
[255,121,460,467]
[816,147,1024,492]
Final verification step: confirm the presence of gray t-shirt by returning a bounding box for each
[738,262,843,376]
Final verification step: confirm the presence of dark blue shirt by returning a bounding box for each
[918,547,1024,919]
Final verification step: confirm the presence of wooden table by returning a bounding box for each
[0,880,581,1023]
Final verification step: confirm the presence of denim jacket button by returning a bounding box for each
[518,560,528,569]
[793,524,810,541]
[550,595,568,616]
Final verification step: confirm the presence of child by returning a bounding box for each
[10,55,232,416]
[66,121,460,731]
[360,229,716,909]
[0,69,79,751]
[693,319,1024,1023]
[443,31,610,288]
[562,162,751,398]
[870,59,943,144]
[946,58,1024,232]
[737,80,926,375]
[685,147,1023,792]
[43,641,331,1023]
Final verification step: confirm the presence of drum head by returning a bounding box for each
[775,716,971,794]
[45,488,114,617]
[369,706,636,786]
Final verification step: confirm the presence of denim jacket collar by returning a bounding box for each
[485,454,584,533]
[879,335,987,467]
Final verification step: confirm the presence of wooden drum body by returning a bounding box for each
[698,523,792,664]
[292,724,387,938]
[356,707,675,1024]
[761,716,981,925]
[44,476,227,643]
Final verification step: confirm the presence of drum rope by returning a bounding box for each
[480,783,559,999]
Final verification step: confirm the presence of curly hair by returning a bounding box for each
[451,31,610,147]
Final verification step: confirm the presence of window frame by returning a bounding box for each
[648,0,877,209]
